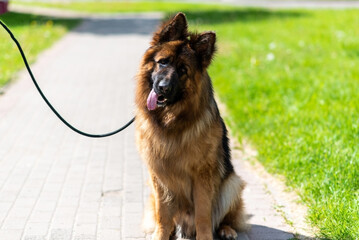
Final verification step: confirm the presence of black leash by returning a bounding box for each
[0,19,135,138]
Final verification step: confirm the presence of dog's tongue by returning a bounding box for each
[147,89,158,111]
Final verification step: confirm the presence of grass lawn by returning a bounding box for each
[0,12,79,87]
[195,9,359,240]
[12,1,231,13]
[5,2,359,239]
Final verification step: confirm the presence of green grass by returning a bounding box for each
[0,12,79,87]
[187,9,359,239]
[4,2,359,239]
[12,1,231,14]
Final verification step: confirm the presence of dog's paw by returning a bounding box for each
[218,225,237,240]
[151,231,162,240]
[151,228,174,240]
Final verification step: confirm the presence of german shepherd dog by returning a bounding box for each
[135,13,247,240]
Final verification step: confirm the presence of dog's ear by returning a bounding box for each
[152,12,188,45]
[192,31,216,69]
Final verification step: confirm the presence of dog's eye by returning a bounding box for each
[179,66,187,75]
[157,58,169,66]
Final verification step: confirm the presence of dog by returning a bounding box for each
[135,12,247,240]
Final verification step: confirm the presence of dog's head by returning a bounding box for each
[143,13,216,111]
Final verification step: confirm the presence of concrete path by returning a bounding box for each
[0,14,311,240]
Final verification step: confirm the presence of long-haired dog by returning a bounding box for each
[135,12,247,240]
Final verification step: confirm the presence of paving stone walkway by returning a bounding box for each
[0,13,312,240]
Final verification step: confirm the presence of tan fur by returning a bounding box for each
[135,13,247,240]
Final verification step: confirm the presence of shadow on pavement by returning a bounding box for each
[185,9,307,25]
[248,224,315,240]
[72,17,160,36]
[169,224,315,240]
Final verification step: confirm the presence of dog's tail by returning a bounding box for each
[212,173,247,231]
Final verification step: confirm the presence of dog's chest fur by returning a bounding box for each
[136,114,223,202]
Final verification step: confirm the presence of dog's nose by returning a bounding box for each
[158,80,171,94]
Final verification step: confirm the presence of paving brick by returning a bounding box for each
[0,229,23,240]
[73,223,97,236]
[100,216,121,230]
[122,202,143,214]
[57,197,79,208]
[28,211,53,223]
[98,229,121,239]
[23,235,46,240]
[51,217,75,229]
[49,228,72,240]
[13,198,37,209]
[34,200,57,212]
[24,222,50,236]
[6,207,32,220]
[2,216,28,230]
[75,213,98,225]
[73,235,96,240]
[78,201,101,212]
[56,206,78,216]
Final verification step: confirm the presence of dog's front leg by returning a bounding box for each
[193,173,214,240]
[151,175,175,240]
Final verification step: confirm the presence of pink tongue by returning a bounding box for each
[147,89,158,111]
